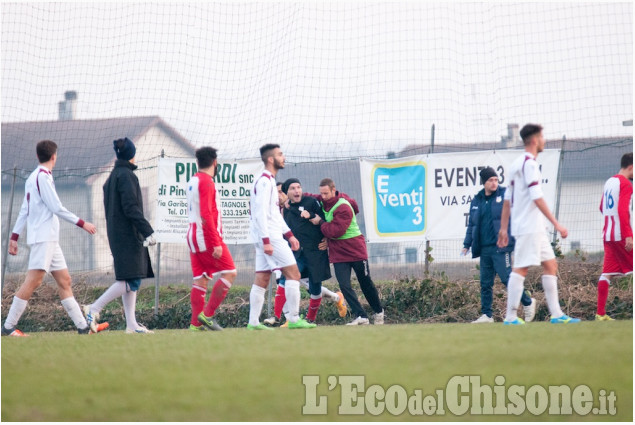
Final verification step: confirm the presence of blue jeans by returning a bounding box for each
[479,246,531,317]
[126,279,142,291]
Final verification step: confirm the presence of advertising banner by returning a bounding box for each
[154,157,263,244]
[360,150,560,242]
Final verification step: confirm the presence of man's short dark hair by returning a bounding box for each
[195,146,218,169]
[259,144,280,163]
[36,140,57,163]
[319,178,335,189]
[519,124,543,144]
[621,152,633,169]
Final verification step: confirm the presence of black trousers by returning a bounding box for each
[333,260,383,318]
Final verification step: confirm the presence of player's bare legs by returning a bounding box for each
[51,269,73,299]
[50,268,89,331]
[15,270,46,301]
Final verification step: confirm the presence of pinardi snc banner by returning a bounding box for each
[154,157,263,244]
[359,150,560,243]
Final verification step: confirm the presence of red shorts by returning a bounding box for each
[602,240,633,275]
[190,243,236,279]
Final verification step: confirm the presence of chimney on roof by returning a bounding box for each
[58,91,77,121]
[501,123,520,148]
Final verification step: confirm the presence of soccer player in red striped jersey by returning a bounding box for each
[596,152,633,321]
[186,147,237,331]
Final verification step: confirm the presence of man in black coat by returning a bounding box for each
[281,178,346,323]
[83,138,157,334]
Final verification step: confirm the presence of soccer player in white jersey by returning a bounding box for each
[2,140,99,336]
[497,124,580,325]
[595,152,633,321]
[247,144,316,330]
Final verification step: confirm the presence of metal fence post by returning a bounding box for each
[425,124,435,275]
[552,135,567,244]
[154,150,164,318]
[266,273,273,316]
[2,167,18,293]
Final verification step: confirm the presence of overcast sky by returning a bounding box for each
[2,2,632,159]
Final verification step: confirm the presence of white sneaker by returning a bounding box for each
[472,314,494,323]
[524,298,537,322]
[263,316,279,326]
[82,304,100,334]
[126,324,154,334]
[346,316,370,326]
[373,310,384,325]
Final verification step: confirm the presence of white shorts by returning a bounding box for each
[28,241,68,273]
[254,238,296,273]
[513,232,555,268]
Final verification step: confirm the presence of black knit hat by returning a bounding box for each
[282,178,301,194]
[479,167,498,184]
[113,137,136,161]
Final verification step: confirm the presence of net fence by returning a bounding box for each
[1,2,632,286]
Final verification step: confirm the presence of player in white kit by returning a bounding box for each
[497,124,580,325]
[247,144,316,330]
[2,140,99,336]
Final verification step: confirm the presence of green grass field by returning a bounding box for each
[2,321,632,421]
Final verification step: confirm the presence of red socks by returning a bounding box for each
[204,279,231,317]
[274,284,286,320]
[190,286,206,326]
[306,297,322,322]
[597,278,610,316]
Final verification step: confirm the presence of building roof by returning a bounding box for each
[398,136,633,181]
[1,116,195,182]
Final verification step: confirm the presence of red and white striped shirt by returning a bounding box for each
[186,172,223,253]
[600,174,633,242]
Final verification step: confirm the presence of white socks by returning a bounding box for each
[542,275,564,318]
[505,273,565,321]
[4,283,141,331]
[90,281,127,315]
[89,281,140,330]
[122,289,139,330]
[505,272,525,321]
[249,285,266,326]
[61,296,88,329]
[321,286,338,302]
[301,277,339,302]
[284,279,300,323]
[299,278,310,290]
[3,296,28,329]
